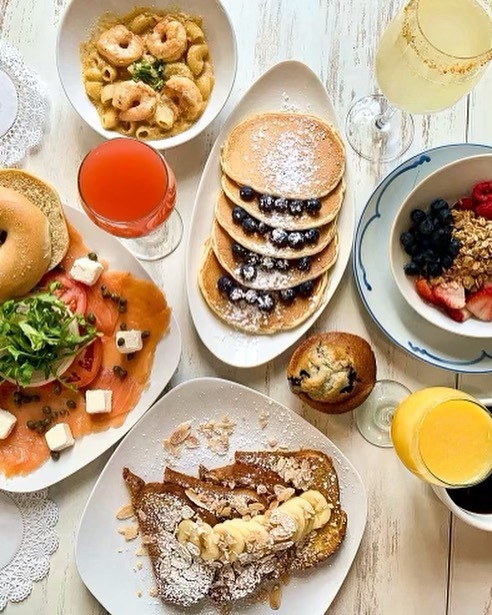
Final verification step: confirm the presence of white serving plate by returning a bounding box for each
[353,143,492,374]
[390,154,492,338]
[56,0,237,149]
[0,206,181,493]
[76,377,367,615]
[186,60,354,368]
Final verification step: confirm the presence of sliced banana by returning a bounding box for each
[291,498,316,537]
[176,519,201,549]
[277,501,305,542]
[215,521,246,557]
[313,505,332,528]
[301,491,331,530]
[200,524,220,561]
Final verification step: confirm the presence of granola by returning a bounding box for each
[432,209,492,291]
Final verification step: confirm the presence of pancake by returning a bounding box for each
[198,245,329,335]
[215,191,337,259]
[211,220,339,290]
[221,174,345,230]
[220,113,345,199]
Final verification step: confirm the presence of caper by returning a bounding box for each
[110,293,120,303]
[13,392,22,406]
[118,297,127,306]
[0,230,7,246]
[27,420,36,430]
[50,451,60,461]
[88,252,98,261]
[126,352,135,361]
[54,383,61,395]
[66,399,76,409]
[59,409,67,417]
[86,312,96,325]
[101,285,110,299]
[35,424,45,434]
[117,304,127,313]
[21,394,32,404]
[119,322,127,331]
[42,406,52,415]
[141,330,150,339]
[117,337,125,347]
[52,411,59,419]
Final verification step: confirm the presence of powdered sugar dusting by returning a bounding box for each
[246,116,338,197]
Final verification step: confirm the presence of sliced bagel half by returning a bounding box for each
[0,169,69,269]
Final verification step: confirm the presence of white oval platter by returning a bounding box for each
[0,205,181,492]
[186,60,354,368]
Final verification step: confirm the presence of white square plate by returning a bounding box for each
[76,377,367,615]
[0,206,181,493]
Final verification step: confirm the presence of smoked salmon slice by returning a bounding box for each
[0,224,170,477]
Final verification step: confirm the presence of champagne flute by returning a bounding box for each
[346,0,492,162]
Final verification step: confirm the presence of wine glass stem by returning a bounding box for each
[375,104,397,130]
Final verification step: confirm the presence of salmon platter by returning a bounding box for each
[0,197,181,492]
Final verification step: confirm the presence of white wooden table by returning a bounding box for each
[2,0,492,613]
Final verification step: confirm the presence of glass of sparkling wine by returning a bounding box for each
[346,0,492,162]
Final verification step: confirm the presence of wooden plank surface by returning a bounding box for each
[0,0,490,613]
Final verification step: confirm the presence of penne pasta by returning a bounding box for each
[80,8,215,140]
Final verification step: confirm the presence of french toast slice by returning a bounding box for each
[123,468,216,607]
[234,450,347,569]
[198,461,288,494]
[164,467,269,518]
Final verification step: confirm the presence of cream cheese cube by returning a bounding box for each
[69,257,104,286]
[85,389,112,415]
[45,423,75,452]
[115,330,143,354]
[0,409,17,440]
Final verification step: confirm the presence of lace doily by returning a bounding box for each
[0,490,59,611]
[0,39,49,167]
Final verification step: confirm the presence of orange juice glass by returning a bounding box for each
[391,387,492,487]
[78,138,182,260]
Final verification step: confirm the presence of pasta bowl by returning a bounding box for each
[56,0,237,149]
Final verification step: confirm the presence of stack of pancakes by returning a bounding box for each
[199,112,345,334]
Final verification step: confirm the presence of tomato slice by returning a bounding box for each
[41,272,87,315]
[62,338,103,389]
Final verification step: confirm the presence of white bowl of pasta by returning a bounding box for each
[56,0,237,148]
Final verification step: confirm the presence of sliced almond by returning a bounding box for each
[118,524,139,541]
[169,421,192,445]
[115,502,134,520]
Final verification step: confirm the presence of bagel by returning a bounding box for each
[0,169,69,269]
[0,187,51,302]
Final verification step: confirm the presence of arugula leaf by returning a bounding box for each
[130,58,165,91]
[0,291,98,386]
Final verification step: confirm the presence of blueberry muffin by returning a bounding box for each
[287,332,376,414]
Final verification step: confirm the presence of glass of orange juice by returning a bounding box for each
[391,387,492,488]
[78,138,182,261]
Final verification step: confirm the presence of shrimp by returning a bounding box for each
[97,25,144,67]
[163,76,203,120]
[112,81,157,122]
[145,17,187,62]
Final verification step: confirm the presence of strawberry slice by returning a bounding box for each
[472,181,492,205]
[415,277,439,305]
[475,200,492,220]
[433,282,466,309]
[454,197,474,211]
[466,287,492,321]
[445,307,471,322]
